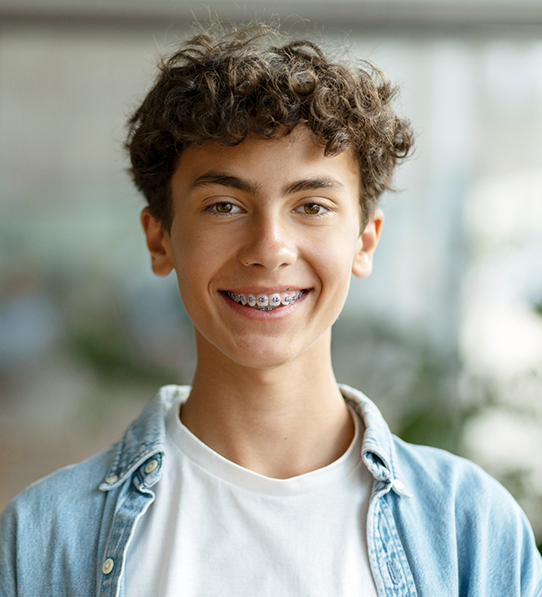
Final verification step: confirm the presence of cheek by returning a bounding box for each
[171,227,238,304]
[172,223,217,271]
[311,236,357,294]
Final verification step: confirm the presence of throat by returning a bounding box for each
[180,374,353,479]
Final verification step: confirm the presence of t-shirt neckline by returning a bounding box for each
[165,394,363,496]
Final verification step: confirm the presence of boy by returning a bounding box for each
[1,22,541,597]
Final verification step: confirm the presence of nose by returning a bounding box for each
[237,212,297,270]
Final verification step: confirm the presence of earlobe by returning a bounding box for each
[351,209,384,279]
[140,207,175,277]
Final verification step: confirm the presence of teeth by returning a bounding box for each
[227,290,304,310]
[270,293,281,306]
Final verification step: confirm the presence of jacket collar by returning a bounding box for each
[99,384,410,497]
[340,384,411,496]
[99,385,183,492]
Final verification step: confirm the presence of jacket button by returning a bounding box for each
[105,475,118,484]
[144,459,158,474]
[102,558,114,575]
[392,479,405,490]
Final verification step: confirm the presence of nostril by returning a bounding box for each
[238,243,297,270]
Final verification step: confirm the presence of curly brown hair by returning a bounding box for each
[126,22,413,229]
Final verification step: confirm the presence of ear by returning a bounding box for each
[352,209,384,279]
[140,207,175,277]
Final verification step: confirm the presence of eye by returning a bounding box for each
[296,202,329,216]
[304,203,321,215]
[215,202,234,213]
[206,202,243,215]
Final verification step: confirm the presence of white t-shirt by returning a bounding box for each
[125,393,378,596]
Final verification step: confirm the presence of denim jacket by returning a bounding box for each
[1,384,541,597]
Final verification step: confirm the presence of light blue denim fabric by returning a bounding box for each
[1,384,541,597]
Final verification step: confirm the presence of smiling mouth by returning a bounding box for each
[224,290,306,311]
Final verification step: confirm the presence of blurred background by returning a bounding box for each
[0,0,541,552]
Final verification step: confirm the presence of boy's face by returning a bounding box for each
[142,126,382,371]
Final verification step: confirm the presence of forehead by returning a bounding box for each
[171,127,361,196]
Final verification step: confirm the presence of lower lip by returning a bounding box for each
[220,291,310,320]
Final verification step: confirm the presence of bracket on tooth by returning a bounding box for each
[228,290,304,309]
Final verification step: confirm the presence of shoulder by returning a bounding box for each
[393,436,500,492]
[0,446,114,545]
[392,436,532,539]
[0,446,115,594]
[1,444,114,524]
[0,385,181,596]
[392,436,519,519]
[343,384,542,593]
[389,437,542,594]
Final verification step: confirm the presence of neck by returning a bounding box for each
[180,331,354,479]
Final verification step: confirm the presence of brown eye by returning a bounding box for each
[216,202,233,213]
[303,203,321,215]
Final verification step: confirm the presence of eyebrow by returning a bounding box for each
[283,177,345,195]
[189,173,259,194]
[189,171,345,196]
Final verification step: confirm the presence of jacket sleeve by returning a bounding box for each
[457,470,542,597]
[0,453,111,597]
[0,501,18,596]
[391,438,542,597]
